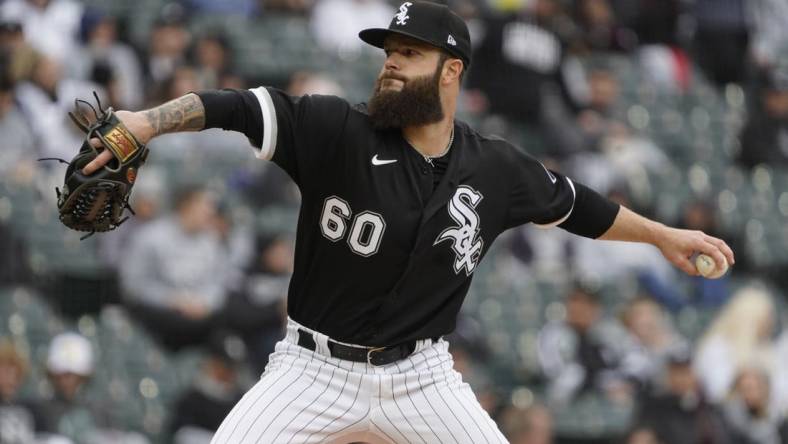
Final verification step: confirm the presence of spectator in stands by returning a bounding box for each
[98,166,166,270]
[227,234,292,373]
[497,402,553,444]
[121,186,231,350]
[0,0,82,63]
[722,366,788,444]
[748,0,788,69]
[310,0,391,56]
[620,295,687,385]
[144,4,191,94]
[0,338,44,444]
[541,65,627,162]
[694,286,779,405]
[691,0,750,87]
[41,332,149,444]
[73,10,144,110]
[191,32,233,91]
[466,0,568,125]
[40,332,98,440]
[0,71,36,182]
[537,285,641,406]
[737,67,788,169]
[169,335,244,444]
[571,0,637,52]
[0,19,37,83]
[14,55,103,160]
[636,345,733,444]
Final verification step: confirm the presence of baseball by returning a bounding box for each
[695,253,728,279]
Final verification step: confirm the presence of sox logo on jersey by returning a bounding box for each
[435,185,484,275]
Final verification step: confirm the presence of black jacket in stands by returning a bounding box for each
[197,88,619,346]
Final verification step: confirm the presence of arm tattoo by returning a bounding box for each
[143,93,205,136]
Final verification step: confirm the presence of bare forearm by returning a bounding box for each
[598,205,735,276]
[140,93,206,139]
[597,206,664,244]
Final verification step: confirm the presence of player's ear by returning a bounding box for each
[442,58,463,84]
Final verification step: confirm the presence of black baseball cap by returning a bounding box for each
[359,1,471,69]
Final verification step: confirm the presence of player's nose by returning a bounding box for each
[383,55,400,71]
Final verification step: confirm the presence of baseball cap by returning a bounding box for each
[46,332,94,376]
[359,1,472,69]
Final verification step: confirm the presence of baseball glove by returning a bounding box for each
[46,93,149,239]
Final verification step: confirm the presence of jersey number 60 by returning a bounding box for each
[320,196,386,257]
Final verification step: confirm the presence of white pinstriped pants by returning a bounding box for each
[211,318,507,443]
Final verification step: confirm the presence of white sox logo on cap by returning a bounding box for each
[435,186,484,275]
[395,2,412,26]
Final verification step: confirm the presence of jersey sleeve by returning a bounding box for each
[247,86,351,187]
[503,146,576,230]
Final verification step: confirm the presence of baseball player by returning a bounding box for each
[83,2,735,443]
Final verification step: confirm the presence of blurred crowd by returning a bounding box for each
[0,0,786,443]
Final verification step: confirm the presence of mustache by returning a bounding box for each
[378,72,408,83]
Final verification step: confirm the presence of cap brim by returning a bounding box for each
[359,28,438,51]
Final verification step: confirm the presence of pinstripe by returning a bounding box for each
[457,381,507,443]
[238,356,310,442]
[296,367,351,443]
[262,361,327,443]
[213,383,257,441]
[217,351,298,442]
[283,365,341,444]
[369,419,398,444]
[375,375,411,443]
[403,369,444,443]
[219,327,501,444]
[399,349,420,374]
[415,351,463,443]
[319,362,372,442]
[443,370,489,442]
[425,348,475,442]
[388,368,429,444]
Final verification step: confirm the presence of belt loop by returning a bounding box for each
[315,331,331,357]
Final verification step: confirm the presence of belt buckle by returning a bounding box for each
[366,346,387,366]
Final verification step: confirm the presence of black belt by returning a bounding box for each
[297,328,422,366]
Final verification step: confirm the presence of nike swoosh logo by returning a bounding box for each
[372,155,398,166]
[540,162,557,184]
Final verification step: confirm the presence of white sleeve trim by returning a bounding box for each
[248,86,278,160]
[534,177,576,229]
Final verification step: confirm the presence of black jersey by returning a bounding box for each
[201,87,592,346]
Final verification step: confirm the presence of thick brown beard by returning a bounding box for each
[367,65,444,129]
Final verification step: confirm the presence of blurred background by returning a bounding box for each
[0,0,786,443]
